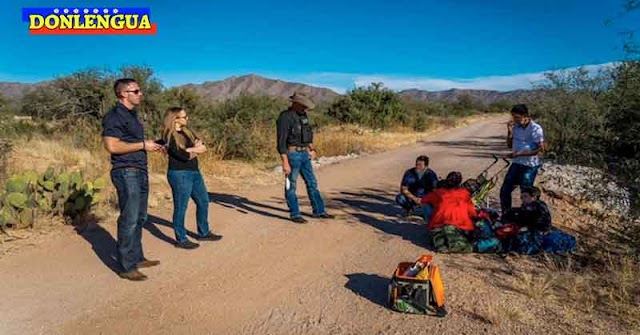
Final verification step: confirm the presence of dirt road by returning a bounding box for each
[0,117,590,335]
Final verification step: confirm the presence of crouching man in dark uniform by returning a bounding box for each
[276,92,334,224]
[396,155,438,218]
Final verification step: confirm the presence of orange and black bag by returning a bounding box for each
[387,256,447,317]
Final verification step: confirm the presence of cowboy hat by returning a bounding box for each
[289,92,315,110]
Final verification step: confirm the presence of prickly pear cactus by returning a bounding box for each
[22,171,39,185]
[93,178,106,190]
[0,166,106,230]
[6,177,27,193]
[5,192,28,209]
[43,167,55,181]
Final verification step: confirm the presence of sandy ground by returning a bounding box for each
[0,117,628,335]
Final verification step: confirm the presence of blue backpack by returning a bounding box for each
[514,231,544,255]
[474,219,494,240]
[541,231,576,254]
[475,237,502,253]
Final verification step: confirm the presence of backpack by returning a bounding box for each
[475,237,502,253]
[430,225,474,253]
[474,219,494,240]
[541,230,576,254]
[388,261,447,317]
[514,231,544,255]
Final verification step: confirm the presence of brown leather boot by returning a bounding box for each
[118,269,148,281]
[137,259,160,268]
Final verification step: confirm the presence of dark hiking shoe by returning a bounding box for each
[402,208,414,218]
[313,213,335,219]
[197,232,223,242]
[137,259,160,268]
[291,217,308,224]
[119,269,148,281]
[175,240,200,249]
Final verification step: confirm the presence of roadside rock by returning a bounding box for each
[273,153,360,174]
[538,163,631,217]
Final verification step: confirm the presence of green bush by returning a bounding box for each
[18,66,166,139]
[328,83,407,129]
[528,67,611,166]
[200,94,287,161]
[529,62,640,255]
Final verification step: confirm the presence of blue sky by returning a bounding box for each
[0,0,635,92]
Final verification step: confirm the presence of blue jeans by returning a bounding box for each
[285,151,326,218]
[111,168,148,273]
[422,204,433,223]
[396,193,421,210]
[500,163,540,213]
[167,170,211,243]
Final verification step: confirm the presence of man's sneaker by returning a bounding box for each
[402,208,414,218]
[137,259,160,268]
[197,232,223,242]
[175,240,200,249]
[313,213,335,219]
[118,269,148,281]
[291,217,308,224]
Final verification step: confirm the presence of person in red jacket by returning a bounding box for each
[421,171,477,253]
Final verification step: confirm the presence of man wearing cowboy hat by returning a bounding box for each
[276,92,334,223]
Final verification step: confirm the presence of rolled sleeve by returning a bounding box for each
[400,170,414,187]
[101,112,124,139]
[532,124,544,144]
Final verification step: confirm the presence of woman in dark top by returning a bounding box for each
[162,107,222,249]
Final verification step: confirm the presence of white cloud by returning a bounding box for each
[270,62,616,93]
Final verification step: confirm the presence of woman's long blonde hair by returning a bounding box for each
[162,107,198,149]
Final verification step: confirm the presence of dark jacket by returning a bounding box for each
[502,200,552,232]
[421,187,477,231]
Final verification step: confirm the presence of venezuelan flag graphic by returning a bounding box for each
[22,7,157,35]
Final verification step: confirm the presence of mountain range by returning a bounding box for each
[0,74,533,105]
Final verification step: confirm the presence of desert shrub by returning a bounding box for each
[328,82,407,129]
[200,94,286,161]
[527,67,612,166]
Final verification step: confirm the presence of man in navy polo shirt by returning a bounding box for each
[500,104,545,214]
[102,78,164,281]
[396,155,439,218]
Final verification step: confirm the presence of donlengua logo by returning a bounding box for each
[22,7,157,35]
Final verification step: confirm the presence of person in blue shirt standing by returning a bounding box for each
[500,104,545,214]
[396,155,438,218]
[102,78,164,281]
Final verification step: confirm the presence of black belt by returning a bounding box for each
[288,146,310,152]
[112,166,145,171]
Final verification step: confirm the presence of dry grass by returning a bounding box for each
[6,136,110,181]
[471,300,529,327]
[550,255,639,328]
[500,196,640,331]
[314,114,494,157]
[510,272,556,301]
